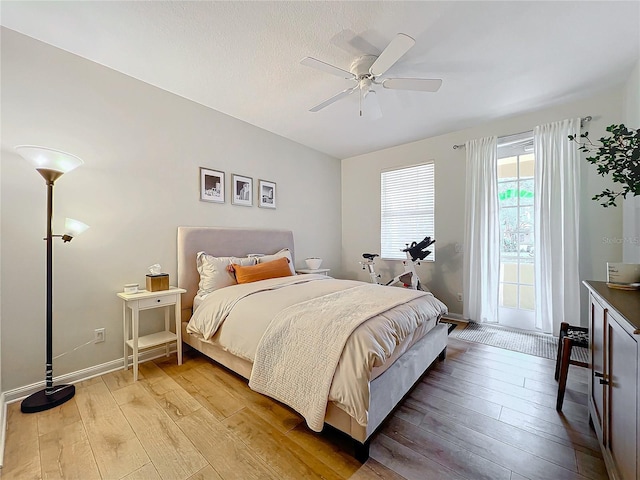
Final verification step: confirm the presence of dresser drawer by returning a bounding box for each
[138,294,176,309]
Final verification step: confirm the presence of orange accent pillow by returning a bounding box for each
[233,257,293,284]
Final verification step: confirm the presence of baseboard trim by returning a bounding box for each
[0,392,6,468]
[3,345,177,405]
[442,312,468,322]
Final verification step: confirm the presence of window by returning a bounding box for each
[381,162,435,260]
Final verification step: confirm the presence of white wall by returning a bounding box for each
[622,60,640,263]
[0,46,3,456]
[342,87,626,324]
[0,28,342,392]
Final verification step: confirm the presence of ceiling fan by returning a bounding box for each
[301,33,442,118]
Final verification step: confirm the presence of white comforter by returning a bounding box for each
[186,275,448,428]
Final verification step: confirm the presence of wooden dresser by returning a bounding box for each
[583,281,640,480]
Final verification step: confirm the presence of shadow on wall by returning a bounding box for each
[422,242,463,313]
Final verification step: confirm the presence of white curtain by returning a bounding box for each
[463,136,499,323]
[533,118,581,334]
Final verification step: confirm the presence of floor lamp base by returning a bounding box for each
[21,384,75,413]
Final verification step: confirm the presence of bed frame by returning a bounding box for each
[176,226,448,461]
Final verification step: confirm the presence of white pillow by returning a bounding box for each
[196,252,256,296]
[257,248,296,275]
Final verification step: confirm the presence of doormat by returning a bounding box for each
[449,322,588,362]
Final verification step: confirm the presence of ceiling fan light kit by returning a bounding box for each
[301,33,443,117]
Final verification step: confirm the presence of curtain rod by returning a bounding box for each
[452,115,593,150]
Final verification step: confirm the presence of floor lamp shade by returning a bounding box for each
[15,145,83,174]
[15,145,85,413]
[64,218,90,237]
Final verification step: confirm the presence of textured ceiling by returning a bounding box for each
[1,1,639,159]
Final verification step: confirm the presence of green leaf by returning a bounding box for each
[580,123,639,208]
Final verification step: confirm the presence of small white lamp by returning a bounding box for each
[62,218,90,242]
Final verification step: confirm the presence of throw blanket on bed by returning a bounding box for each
[248,283,428,432]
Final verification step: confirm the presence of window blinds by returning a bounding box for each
[381,162,435,260]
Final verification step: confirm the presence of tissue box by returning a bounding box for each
[146,274,169,292]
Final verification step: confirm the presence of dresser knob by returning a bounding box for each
[157,299,161,302]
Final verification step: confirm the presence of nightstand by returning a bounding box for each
[296,268,331,276]
[117,286,186,381]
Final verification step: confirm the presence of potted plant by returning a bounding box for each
[569,124,640,207]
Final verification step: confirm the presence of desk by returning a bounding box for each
[117,287,186,381]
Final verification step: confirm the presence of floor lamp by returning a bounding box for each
[15,146,89,414]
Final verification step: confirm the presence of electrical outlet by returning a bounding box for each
[457,293,463,302]
[94,328,105,343]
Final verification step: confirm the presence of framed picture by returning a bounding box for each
[232,174,253,206]
[259,179,276,209]
[200,167,225,203]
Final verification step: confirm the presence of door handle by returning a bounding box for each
[599,378,609,385]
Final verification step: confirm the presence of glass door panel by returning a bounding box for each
[520,285,535,310]
[498,151,535,330]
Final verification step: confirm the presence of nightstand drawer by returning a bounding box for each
[138,295,175,309]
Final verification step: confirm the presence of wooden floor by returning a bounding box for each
[2,337,607,480]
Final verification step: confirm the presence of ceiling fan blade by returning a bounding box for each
[309,86,358,112]
[369,33,415,77]
[300,57,355,79]
[362,90,382,120]
[383,78,443,92]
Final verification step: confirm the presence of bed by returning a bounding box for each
[177,226,449,460]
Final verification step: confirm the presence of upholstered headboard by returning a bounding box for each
[177,226,295,311]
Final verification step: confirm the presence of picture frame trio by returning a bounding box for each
[199,167,276,209]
